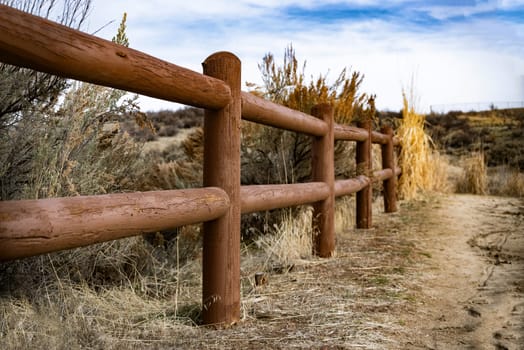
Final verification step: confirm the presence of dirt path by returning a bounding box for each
[399,194,524,350]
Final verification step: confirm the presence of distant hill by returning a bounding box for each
[425,108,524,169]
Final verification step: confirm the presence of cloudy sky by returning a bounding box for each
[84,0,524,113]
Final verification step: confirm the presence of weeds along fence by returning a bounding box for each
[0,5,401,326]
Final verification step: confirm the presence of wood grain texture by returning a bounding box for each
[334,124,368,142]
[381,126,398,213]
[356,119,373,229]
[0,5,230,109]
[373,168,394,182]
[371,130,389,144]
[240,183,330,214]
[0,188,229,261]
[202,52,242,326]
[241,92,328,136]
[334,176,371,197]
[311,104,335,257]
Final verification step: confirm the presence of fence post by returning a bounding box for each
[356,117,372,228]
[202,52,241,326]
[381,126,397,213]
[311,103,335,257]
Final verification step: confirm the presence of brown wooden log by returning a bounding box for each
[240,183,329,214]
[381,126,398,213]
[0,188,229,261]
[241,92,328,136]
[334,176,371,197]
[356,118,373,229]
[311,104,335,257]
[0,5,230,110]
[373,168,394,182]
[202,52,241,326]
[333,124,368,141]
[333,125,391,144]
[371,130,389,144]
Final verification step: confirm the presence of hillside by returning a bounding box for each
[425,108,524,169]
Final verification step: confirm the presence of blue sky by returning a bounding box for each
[85,0,524,112]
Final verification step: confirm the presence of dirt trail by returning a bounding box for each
[401,194,524,349]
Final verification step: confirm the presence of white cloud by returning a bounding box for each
[86,0,524,113]
[498,0,524,8]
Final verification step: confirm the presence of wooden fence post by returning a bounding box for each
[202,52,241,326]
[311,103,335,257]
[381,126,398,213]
[356,117,372,229]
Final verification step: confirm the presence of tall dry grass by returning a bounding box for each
[255,208,314,268]
[488,165,524,197]
[397,94,448,199]
[456,152,488,195]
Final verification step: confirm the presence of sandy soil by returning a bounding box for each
[397,194,524,350]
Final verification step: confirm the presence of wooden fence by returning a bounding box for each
[0,5,401,326]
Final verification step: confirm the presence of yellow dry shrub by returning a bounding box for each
[397,94,446,199]
[457,152,488,195]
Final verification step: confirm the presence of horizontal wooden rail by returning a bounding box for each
[334,124,368,141]
[0,4,231,110]
[371,131,389,144]
[334,176,371,197]
[373,168,394,182]
[0,188,229,261]
[334,124,400,145]
[241,183,330,214]
[242,92,328,136]
[334,166,402,198]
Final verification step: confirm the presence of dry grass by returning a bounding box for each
[456,152,488,195]
[430,152,452,193]
[488,165,524,197]
[397,94,448,199]
[255,207,314,268]
[335,196,356,234]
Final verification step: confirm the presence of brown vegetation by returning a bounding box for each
[426,107,524,196]
[426,108,524,169]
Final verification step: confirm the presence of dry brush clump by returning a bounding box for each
[397,94,449,199]
[488,166,524,197]
[455,152,488,195]
[242,45,373,186]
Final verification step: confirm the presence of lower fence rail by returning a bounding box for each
[0,188,229,261]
